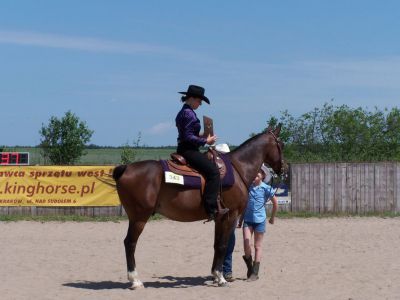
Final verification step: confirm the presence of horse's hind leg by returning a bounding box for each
[124,219,149,289]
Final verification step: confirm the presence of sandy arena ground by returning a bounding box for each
[1,217,399,300]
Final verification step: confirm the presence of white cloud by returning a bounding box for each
[297,57,400,89]
[0,29,195,58]
[146,122,174,135]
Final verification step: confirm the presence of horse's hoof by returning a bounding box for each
[129,281,144,290]
[218,281,229,287]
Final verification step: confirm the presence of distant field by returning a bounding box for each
[3,147,175,165]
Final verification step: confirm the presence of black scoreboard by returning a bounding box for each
[0,152,30,165]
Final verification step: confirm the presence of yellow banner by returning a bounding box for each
[0,166,119,206]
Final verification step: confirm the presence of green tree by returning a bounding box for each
[39,111,93,165]
[266,102,400,162]
[385,108,400,160]
[120,132,142,164]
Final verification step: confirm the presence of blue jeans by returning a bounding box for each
[243,219,267,233]
[222,229,236,275]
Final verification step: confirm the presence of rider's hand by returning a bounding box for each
[206,134,217,145]
[269,217,275,225]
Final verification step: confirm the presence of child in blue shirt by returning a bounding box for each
[240,168,278,281]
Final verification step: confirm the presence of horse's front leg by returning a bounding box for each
[124,220,148,289]
[211,214,237,287]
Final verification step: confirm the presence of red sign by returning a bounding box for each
[0,152,29,165]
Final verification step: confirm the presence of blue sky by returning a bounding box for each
[1,1,400,146]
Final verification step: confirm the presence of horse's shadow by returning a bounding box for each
[63,276,213,290]
[63,281,132,290]
[145,275,212,288]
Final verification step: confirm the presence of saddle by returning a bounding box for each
[169,148,227,179]
[160,148,233,195]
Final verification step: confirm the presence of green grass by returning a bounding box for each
[0,213,164,222]
[2,147,175,165]
[1,212,399,222]
[276,211,400,218]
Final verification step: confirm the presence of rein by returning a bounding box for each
[230,159,250,191]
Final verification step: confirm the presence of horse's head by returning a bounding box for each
[264,124,288,177]
[230,124,289,188]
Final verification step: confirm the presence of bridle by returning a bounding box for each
[230,130,286,191]
[267,130,285,175]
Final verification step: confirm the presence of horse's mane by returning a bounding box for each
[231,132,266,154]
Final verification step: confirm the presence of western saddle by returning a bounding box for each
[168,148,227,179]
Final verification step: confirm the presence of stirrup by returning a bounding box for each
[216,195,228,212]
[203,213,216,224]
[217,208,229,216]
[215,208,229,221]
[203,208,229,223]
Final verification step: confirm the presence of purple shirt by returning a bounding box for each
[175,104,207,148]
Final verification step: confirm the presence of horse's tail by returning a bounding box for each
[113,164,127,181]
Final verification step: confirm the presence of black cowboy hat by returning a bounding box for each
[179,85,210,104]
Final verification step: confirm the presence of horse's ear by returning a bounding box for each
[266,125,273,132]
[274,123,282,135]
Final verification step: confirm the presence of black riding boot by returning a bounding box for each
[242,255,253,278]
[248,261,260,281]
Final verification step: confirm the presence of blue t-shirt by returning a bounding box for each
[243,182,275,223]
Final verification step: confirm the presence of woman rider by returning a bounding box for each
[175,84,229,221]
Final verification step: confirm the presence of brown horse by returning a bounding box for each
[112,125,285,289]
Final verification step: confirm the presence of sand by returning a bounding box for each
[1,217,399,300]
